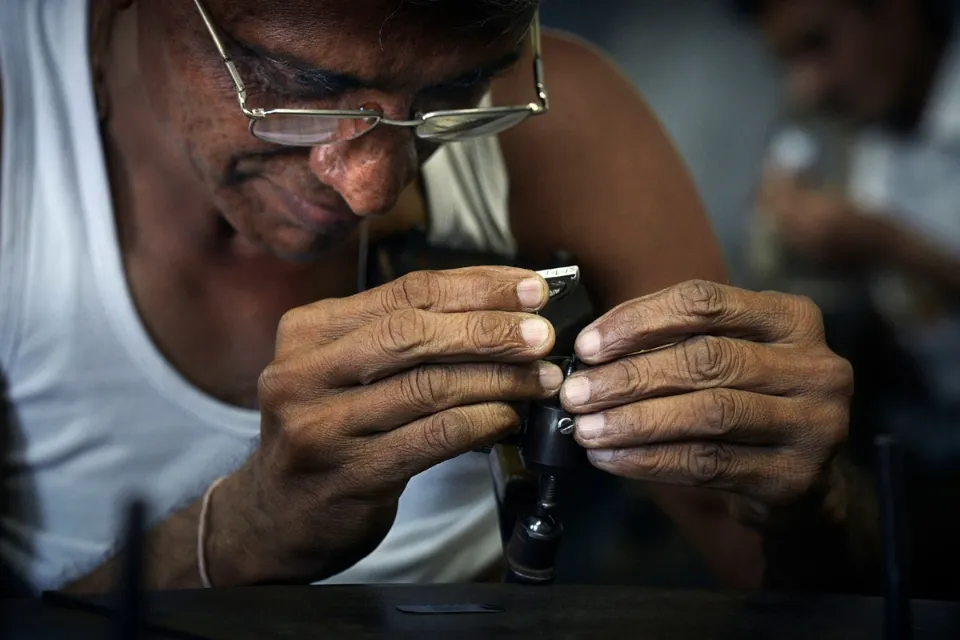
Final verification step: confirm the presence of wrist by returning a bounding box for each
[732,457,848,532]
[203,468,284,587]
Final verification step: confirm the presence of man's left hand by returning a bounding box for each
[759,170,886,262]
[560,280,852,514]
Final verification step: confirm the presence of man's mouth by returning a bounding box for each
[271,185,360,233]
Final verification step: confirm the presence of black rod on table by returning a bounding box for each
[115,497,146,640]
[875,435,911,640]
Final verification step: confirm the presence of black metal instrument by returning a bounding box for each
[500,266,588,585]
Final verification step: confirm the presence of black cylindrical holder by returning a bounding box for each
[505,356,587,586]
[519,397,585,476]
[876,435,911,640]
[504,511,563,585]
[518,356,588,477]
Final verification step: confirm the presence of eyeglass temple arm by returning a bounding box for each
[192,0,248,106]
[531,11,549,112]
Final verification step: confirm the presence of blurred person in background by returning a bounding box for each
[740,0,960,452]
[738,0,960,598]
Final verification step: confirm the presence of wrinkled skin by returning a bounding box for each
[121,0,531,259]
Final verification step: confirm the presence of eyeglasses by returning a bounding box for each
[192,0,550,147]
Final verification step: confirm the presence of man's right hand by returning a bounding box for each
[213,267,562,585]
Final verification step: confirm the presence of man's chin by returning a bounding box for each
[266,223,359,263]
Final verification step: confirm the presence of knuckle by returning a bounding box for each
[603,301,648,350]
[271,408,349,477]
[686,442,734,486]
[821,403,851,449]
[422,408,466,455]
[806,351,855,399]
[488,363,528,396]
[700,388,741,436]
[788,294,826,341]
[672,279,727,320]
[390,270,445,310]
[401,366,452,413]
[420,403,519,456]
[832,356,855,398]
[379,309,432,355]
[258,362,291,408]
[781,461,818,500]
[680,336,739,385]
[275,307,314,351]
[612,356,649,397]
[336,454,385,495]
[644,449,676,479]
[465,312,508,351]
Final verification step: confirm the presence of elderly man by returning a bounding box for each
[0,0,852,594]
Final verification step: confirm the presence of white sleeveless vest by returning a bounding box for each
[0,0,516,592]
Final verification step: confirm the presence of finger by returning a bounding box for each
[586,442,816,505]
[276,267,549,355]
[370,402,522,485]
[308,309,556,387]
[561,336,840,413]
[339,361,564,435]
[572,388,797,449]
[574,280,825,365]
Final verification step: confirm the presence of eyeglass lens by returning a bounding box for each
[415,109,532,142]
[252,114,379,147]
[251,109,532,146]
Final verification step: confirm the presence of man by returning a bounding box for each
[0,0,853,594]
[741,0,960,413]
[737,0,960,598]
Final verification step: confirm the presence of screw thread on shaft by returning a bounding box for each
[537,475,559,516]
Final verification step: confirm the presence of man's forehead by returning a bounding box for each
[203,0,532,88]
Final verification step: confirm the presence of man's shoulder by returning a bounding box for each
[493,28,634,119]
[492,28,662,171]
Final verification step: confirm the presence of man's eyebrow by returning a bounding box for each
[242,43,523,94]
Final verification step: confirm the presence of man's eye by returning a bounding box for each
[236,60,335,102]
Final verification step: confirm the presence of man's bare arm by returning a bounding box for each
[64,464,276,594]
[873,216,960,299]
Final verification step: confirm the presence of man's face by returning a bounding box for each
[758,0,927,125]
[134,0,531,259]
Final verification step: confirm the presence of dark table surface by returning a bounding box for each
[4,584,960,639]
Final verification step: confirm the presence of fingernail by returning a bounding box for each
[538,362,564,391]
[521,318,550,348]
[576,414,604,439]
[576,329,602,359]
[589,449,615,463]
[563,376,591,406]
[517,278,546,309]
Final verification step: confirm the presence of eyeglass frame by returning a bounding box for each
[191,0,551,144]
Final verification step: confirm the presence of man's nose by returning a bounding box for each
[308,126,418,219]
